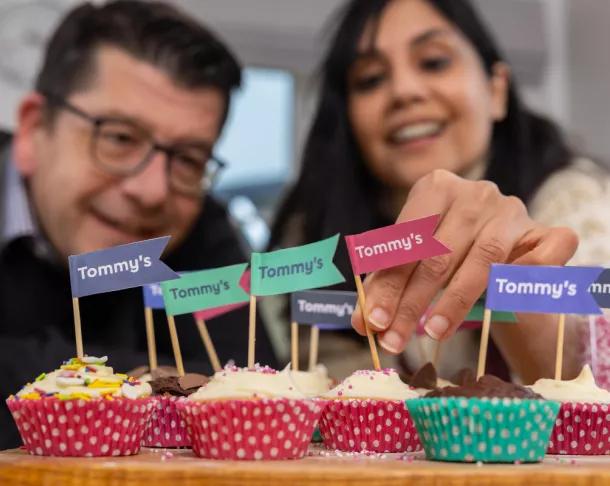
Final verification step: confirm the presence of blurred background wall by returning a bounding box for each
[1,0,608,242]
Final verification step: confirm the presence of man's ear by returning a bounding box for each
[13,92,48,177]
[489,62,510,122]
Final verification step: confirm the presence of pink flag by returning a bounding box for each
[345,214,450,275]
[193,270,251,321]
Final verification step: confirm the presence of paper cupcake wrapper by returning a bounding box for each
[547,402,610,455]
[177,398,324,460]
[407,397,559,463]
[318,399,421,453]
[7,397,154,457]
[142,396,191,448]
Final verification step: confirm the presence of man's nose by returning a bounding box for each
[121,150,170,208]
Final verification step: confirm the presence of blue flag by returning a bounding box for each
[69,236,178,298]
[143,283,165,309]
[290,290,356,328]
[485,264,603,315]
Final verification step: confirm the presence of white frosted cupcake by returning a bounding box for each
[178,365,324,460]
[529,366,610,455]
[319,369,421,453]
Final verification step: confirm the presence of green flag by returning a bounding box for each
[251,234,345,296]
[160,263,249,316]
[466,302,517,322]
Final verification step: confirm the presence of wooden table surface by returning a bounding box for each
[1,446,610,486]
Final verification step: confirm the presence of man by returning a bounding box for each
[0,1,276,448]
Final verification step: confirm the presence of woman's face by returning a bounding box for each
[347,0,509,190]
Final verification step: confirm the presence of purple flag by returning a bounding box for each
[143,283,165,309]
[486,264,603,315]
[69,236,178,298]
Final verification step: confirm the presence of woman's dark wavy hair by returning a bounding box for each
[269,0,572,282]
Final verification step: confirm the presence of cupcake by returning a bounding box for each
[142,370,209,448]
[319,369,421,453]
[7,356,153,457]
[177,365,324,460]
[407,375,559,463]
[528,365,610,455]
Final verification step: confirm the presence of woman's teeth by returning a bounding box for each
[391,122,443,143]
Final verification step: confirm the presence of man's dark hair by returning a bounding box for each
[35,0,242,121]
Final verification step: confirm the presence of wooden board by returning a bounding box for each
[1,446,610,486]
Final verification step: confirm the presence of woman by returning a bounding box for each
[270,0,610,383]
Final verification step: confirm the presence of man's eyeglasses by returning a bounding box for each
[41,91,227,197]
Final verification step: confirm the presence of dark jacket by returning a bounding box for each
[0,132,277,449]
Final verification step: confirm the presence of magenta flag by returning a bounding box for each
[345,215,450,275]
[192,270,251,321]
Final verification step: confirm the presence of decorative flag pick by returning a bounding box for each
[160,263,249,375]
[68,236,178,358]
[345,215,450,370]
[290,290,357,371]
[142,283,165,370]
[250,235,345,369]
[483,264,603,380]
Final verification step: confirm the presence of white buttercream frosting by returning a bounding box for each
[189,365,306,401]
[17,357,152,399]
[290,365,332,397]
[323,369,419,400]
[528,365,610,403]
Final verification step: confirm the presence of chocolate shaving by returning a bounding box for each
[178,373,209,392]
[425,374,542,399]
[408,362,438,389]
[149,374,208,397]
[450,368,476,387]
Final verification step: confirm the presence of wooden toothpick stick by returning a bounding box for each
[248,295,257,369]
[476,308,492,380]
[72,297,84,359]
[291,321,299,371]
[196,317,222,372]
[555,313,566,380]
[144,307,158,371]
[354,275,381,371]
[166,314,185,376]
[308,325,320,371]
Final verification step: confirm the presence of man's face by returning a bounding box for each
[15,46,226,258]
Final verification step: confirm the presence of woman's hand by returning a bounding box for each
[351,169,578,354]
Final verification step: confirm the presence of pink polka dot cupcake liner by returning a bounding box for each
[6,397,154,457]
[318,399,421,453]
[142,396,190,448]
[547,402,610,455]
[177,398,324,460]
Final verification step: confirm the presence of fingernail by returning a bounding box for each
[379,330,403,353]
[424,315,449,340]
[368,307,390,330]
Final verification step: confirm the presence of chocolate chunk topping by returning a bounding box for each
[425,374,543,399]
[178,373,209,392]
[450,368,476,387]
[149,374,209,397]
[408,362,438,389]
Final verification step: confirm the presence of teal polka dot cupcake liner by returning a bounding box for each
[406,397,560,463]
